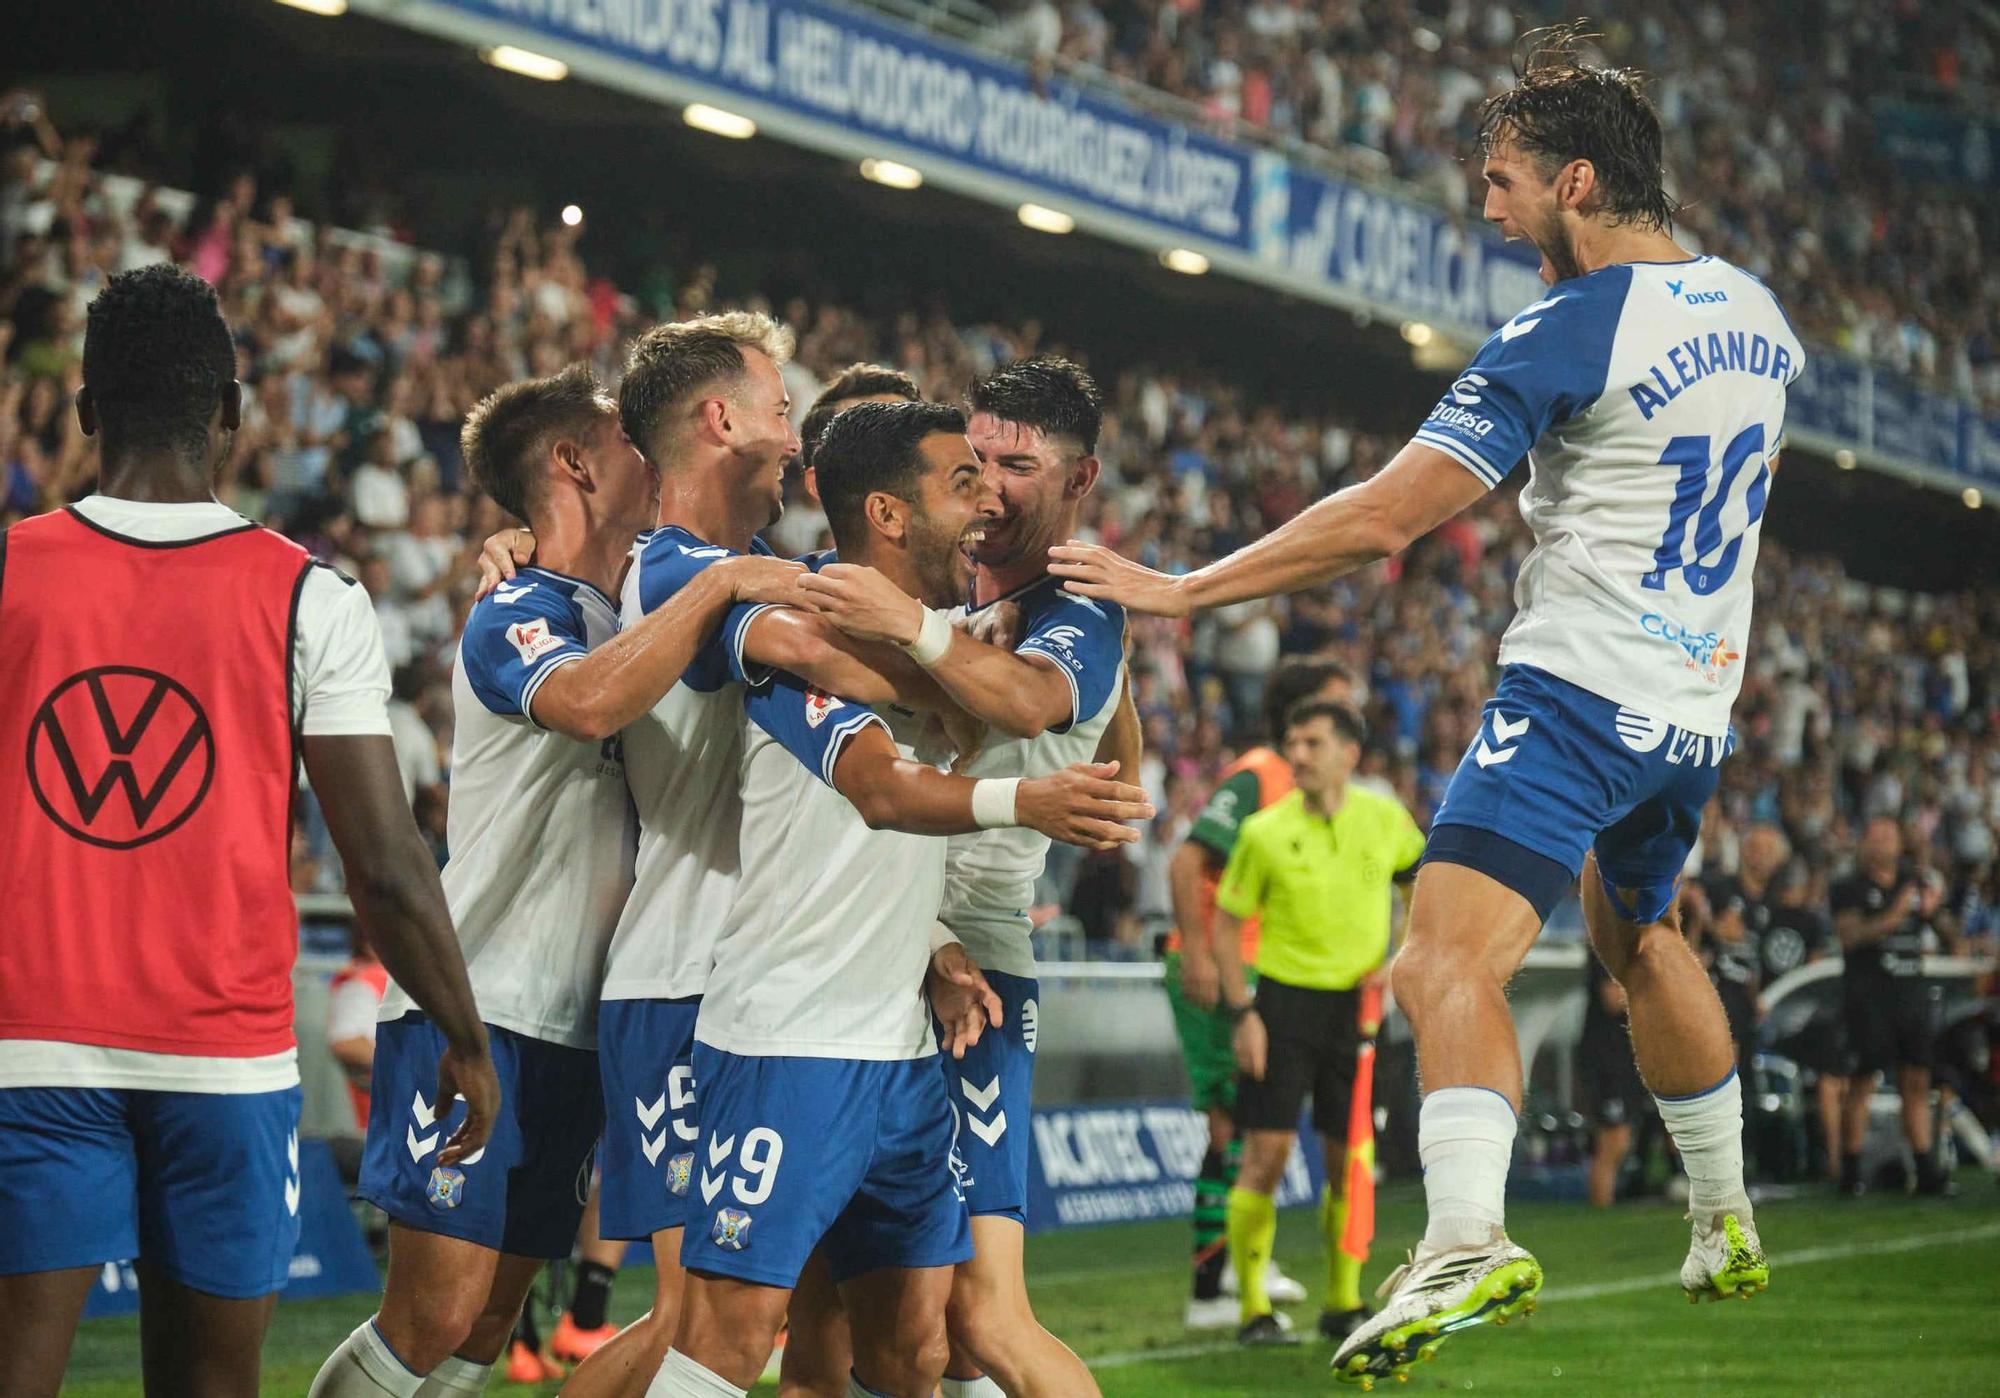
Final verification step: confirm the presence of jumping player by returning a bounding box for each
[1051,32,1792,1384]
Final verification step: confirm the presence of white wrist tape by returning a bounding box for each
[929,920,961,954]
[970,777,1020,829]
[903,605,954,667]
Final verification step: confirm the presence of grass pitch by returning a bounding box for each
[62,1178,1999,1395]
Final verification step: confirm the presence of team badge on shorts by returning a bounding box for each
[711,1207,753,1250]
[426,1166,466,1210]
[666,1151,693,1197]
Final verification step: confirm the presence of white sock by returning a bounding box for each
[1655,1068,1751,1220]
[1419,1087,1517,1252]
[415,1354,493,1395]
[647,1349,749,1398]
[307,1321,429,1398]
[941,1377,1006,1397]
[846,1373,894,1398]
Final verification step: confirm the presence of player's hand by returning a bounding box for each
[717,555,808,606]
[433,1042,501,1167]
[1178,946,1221,1010]
[964,600,1023,651]
[475,527,537,599]
[1048,541,1192,618]
[1232,1009,1267,1081]
[1017,761,1155,850]
[927,941,1003,1060]
[938,704,987,771]
[793,563,924,644]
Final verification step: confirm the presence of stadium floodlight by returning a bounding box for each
[860,158,923,190]
[274,0,346,14]
[1834,449,1857,470]
[561,204,584,227]
[1160,248,1210,276]
[1018,203,1075,235]
[1401,321,1435,346]
[482,45,569,81]
[1966,488,1983,510]
[685,104,757,139]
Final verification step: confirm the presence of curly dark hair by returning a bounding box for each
[1477,23,1677,233]
[814,400,967,546]
[82,264,236,460]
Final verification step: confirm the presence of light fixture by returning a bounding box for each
[1401,321,1435,346]
[860,158,923,190]
[1966,487,1984,510]
[1018,203,1075,235]
[684,104,757,139]
[274,0,346,15]
[482,45,569,81]
[1160,248,1210,276]
[560,204,584,227]
[1834,449,1857,471]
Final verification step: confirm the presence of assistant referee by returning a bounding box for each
[1211,700,1426,1346]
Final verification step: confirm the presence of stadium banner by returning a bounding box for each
[1873,102,2000,189]
[82,1138,378,1318]
[1023,1099,1325,1233]
[414,0,1254,249]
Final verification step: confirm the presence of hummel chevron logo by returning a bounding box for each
[961,1076,1002,1112]
[700,1170,725,1205]
[1499,295,1565,342]
[1492,712,1530,743]
[636,1094,667,1131]
[407,1092,440,1162]
[967,1111,1007,1147]
[412,1092,439,1130]
[283,1131,301,1216]
[707,1135,735,1167]
[642,1133,668,1166]
[1474,711,1530,769]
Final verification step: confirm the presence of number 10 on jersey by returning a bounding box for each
[1642,424,1769,597]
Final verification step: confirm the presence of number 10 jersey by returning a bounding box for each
[1413,254,1804,737]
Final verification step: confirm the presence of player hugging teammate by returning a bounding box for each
[299,325,1152,1398]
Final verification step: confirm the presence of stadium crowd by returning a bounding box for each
[980,0,2000,406]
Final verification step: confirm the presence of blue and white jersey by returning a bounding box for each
[1414,256,1803,737]
[379,568,635,1048]
[697,659,948,1062]
[600,526,774,1003]
[940,577,1127,978]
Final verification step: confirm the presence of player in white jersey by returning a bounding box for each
[653,401,1152,1398]
[310,367,798,1398]
[795,358,1131,1398]
[1050,33,1788,1386]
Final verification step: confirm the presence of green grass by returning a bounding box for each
[62,1178,2000,1395]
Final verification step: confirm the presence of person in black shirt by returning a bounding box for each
[1703,824,1791,1080]
[1831,817,1950,1195]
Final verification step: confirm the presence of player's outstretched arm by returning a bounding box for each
[739,606,951,709]
[305,734,498,1165]
[1048,441,1489,617]
[830,729,1152,848]
[795,563,1074,737]
[529,555,804,740]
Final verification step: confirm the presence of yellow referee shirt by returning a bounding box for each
[1214,786,1427,991]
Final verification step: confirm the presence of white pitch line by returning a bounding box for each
[1081,1219,2000,1372]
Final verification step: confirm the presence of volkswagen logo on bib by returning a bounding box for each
[26,667,216,850]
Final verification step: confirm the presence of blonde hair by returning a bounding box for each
[618,310,794,458]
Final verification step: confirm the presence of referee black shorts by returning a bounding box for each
[1234,975,1362,1137]
[1843,980,1942,1076]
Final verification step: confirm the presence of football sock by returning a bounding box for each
[1225,1186,1278,1323]
[1419,1087,1516,1252]
[940,1376,1006,1397]
[307,1320,428,1398]
[647,1349,747,1398]
[1320,1184,1361,1312]
[846,1373,895,1398]
[1656,1068,1751,1219]
[414,1355,492,1396]
[570,1260,617,1330]
[1191,1144,1231,1299]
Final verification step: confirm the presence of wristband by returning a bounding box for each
[928,920,961,954]
[1228,1002,1255,1023]
[902,605,954,667]
[970,777,1020,829]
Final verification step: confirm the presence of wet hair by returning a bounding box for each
[1477,23,1676,232]
[813,400,967,545]
[1285,699,1367,747]
[800,362,921,469]
[460,363,610,524]
[1261,659,1353,745]
[966,355,1103,456]
[81,264,236,460]
[618,310,794,461]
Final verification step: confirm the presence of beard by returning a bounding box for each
[1534,208,1585,283]
[908,512,974,608]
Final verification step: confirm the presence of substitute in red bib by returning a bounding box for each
[0,265,498,1398]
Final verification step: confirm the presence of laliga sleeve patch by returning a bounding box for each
[804,687,844,730]
[507,617,565,665]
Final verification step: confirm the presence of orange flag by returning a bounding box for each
[1340,980,1384,1261]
